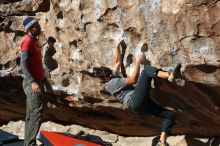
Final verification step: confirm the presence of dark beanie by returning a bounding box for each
[23,16,39,30]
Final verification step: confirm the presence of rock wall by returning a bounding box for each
[0,0,220,136]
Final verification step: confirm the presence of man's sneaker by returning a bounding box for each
[168,63,181,82]
[156,140,169,146]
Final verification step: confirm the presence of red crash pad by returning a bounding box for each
[39,131,102,146]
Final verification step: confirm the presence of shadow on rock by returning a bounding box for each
[151,135,160,146]
[209,137,220,146]
[185,135,220,146]
[62,132,113,146]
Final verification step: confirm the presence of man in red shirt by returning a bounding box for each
[20,16,53,146]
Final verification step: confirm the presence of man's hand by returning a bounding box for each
[31,81,41,93]
[44,79,54,93]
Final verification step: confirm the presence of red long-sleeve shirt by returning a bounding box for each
[20,35,45,82]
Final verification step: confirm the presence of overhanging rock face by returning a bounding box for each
[0,0,220,136]
[0,75,220,137]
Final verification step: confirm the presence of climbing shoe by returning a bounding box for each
[168,63,181,82]
[156,140,169,146]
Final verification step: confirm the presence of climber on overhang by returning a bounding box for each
[85,41,181,146]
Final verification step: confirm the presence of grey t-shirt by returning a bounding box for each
[104,77,134,108]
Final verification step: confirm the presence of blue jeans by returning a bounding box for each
[129,65,175,134]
